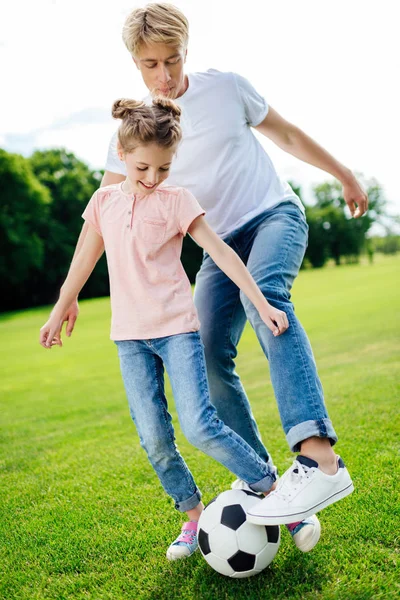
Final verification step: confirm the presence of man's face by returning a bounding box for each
[134,43,188,99]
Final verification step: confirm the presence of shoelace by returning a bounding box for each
[273,460,313,499]
[176,522,197,545]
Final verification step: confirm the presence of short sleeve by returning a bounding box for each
[105,131,127,176]
[175,188,206,235]
[234,73,269,126]
[82,190,103,236]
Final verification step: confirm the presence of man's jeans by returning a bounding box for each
[115,331,276,512]
[194,201,338,455]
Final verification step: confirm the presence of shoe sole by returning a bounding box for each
[247,482,354,525]
[166,548,198,561]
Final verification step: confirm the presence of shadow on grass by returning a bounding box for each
[139,547,328,600]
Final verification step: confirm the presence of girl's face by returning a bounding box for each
[118,142,175,194]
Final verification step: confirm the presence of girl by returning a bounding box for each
[40,97,317,560]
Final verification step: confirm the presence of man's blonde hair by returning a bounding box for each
[122,3,189,57]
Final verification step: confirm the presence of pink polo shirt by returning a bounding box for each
[82,182,205,340]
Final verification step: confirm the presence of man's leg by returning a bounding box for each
[194,215,323,549]
[194,251,272,466]
[237,202,353,524]
[238,202,337,453]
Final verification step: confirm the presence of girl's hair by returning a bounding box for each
[122,3,189,57]
[112,97,182,153]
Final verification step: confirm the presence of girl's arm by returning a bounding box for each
[188,216,289,336]
[60,171,126,337]
[39,225,104,349]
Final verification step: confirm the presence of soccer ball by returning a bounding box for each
[198,489,280,578]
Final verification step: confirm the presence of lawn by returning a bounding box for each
[0,255,399,600]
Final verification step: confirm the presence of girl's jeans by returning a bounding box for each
[194,201,338,456]
[115,331,276,512]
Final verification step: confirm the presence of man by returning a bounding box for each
[62,3,366,550]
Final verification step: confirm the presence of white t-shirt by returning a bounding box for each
[105,69,304,238]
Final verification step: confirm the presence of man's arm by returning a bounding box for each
[255,107,368,218]
[60,170,126,336]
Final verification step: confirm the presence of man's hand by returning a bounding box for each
[342,176,369,219]
[61,299,79,337]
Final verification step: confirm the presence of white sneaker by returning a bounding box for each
[231,475,322,552]
[246,455,354,525]
[287,514,321,552]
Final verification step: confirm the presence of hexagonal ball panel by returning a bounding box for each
[254,538,280,571]
[208,526,238,559]
[236,521,269,554]
[198,500,223,534]
[203,552,235,577]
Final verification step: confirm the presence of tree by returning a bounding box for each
[0,149,50,310]
[310,177,387,265]
[29,149,107,300]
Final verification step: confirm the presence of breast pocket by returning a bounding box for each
[138,217,167,244]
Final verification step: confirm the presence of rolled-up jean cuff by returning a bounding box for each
[175,488,202,512]
[249,471,277,494]
[287,419,338,453]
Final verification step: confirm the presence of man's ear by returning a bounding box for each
[132,56,140,70]
[184,48,188,63]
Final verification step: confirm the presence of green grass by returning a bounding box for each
[1,255,399,600]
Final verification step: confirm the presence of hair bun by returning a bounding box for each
[152,96,182,120]
[112,98,146,120]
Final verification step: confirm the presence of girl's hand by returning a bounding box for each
[258,303,289,337]
[39,315,63,349]
[61,299,79,337]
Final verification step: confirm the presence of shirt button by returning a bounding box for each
[126,224,129,228]
[128,210,132,214]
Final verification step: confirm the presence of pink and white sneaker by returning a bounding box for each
[166,521,198,561]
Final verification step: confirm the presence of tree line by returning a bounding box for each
[0,147,392,312]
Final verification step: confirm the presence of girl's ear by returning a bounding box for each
[117,141,125,161]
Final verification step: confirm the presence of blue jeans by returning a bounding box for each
[194,201,338,454]
[115,331,276,512]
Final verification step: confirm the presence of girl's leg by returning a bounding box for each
[157,331,321,553]
[115,339,202,513]
[154,332,276,493]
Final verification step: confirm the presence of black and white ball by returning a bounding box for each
[198,489,280,578]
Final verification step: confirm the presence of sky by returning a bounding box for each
[1,0,399,227]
